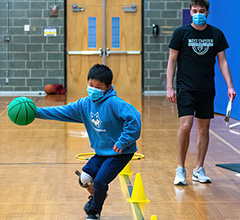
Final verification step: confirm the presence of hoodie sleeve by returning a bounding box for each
[114,103,141,151]
[36,99,83,123]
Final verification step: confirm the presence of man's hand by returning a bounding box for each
[228,87,237,101]
[113,145,122,153]
[166,88,177,103]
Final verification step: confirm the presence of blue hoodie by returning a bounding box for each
[36,86,141,156]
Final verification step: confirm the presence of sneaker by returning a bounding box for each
[86,210,100,220]
[174,166,186,185]
[84,194,108,214]
[84,196,93,214]
[192,167,211,183]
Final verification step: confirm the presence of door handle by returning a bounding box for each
[123,4,137,13]
[106,48,141,57]
[72,4,85,12]
[68,48,103,57]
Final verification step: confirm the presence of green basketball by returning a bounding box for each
[8,97,37,126]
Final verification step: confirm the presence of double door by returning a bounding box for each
[67,0,142,96]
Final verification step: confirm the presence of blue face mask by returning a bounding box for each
[192,13,207,26]
[87,85,105,101]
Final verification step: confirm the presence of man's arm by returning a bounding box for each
[217,51,237,101]
[166,48,179,103]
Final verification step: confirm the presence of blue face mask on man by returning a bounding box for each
[192,13,207,26]
[87,85,105,101]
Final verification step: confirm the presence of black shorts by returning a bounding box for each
[177,88,215,119]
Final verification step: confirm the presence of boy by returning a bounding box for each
[36,64,141,220]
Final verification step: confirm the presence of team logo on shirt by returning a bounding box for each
[188,39,214,55]
[90,112,102,128]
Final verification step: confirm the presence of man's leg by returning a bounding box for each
[196,118,210,169]
[174,115,194,185]
[192,118,211,183]
[177,115,194,168]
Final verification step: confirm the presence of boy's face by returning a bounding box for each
[88,79,111,94]
[190,5,209,16]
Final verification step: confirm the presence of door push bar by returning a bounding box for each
[106,48,141,57]
[67,48,141,57]
[68,48,103,57]
[72,3,136,13]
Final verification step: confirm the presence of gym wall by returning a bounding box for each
[208,1,240,120]
[0,0,64,92]
[0,0,196,93]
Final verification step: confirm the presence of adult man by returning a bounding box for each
[166,0,237,185]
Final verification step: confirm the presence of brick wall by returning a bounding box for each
[144,0,190,92]
[0,0,191,93]
[0,0,64,92]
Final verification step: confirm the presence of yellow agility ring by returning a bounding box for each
[76,152,145,161]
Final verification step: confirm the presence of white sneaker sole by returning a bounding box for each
[192,175,211,183]
[174,180,186,185]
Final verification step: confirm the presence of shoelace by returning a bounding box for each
[176,168,185,178]
[197,167,206,176]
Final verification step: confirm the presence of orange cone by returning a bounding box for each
[150,215,158,220]
[127,173,150,203]
[119,163,134,176]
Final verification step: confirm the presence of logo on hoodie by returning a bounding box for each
[91,112,102,128]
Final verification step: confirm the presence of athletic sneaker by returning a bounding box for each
[192,167,211,183]
[86,210,100,220]
[84,196,93,214]
[174,166,186,185]
[84,194,108,214]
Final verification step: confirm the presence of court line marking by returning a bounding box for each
[209,129,240,154]
[123,174,145,220]
[229,129,240,136]
[235,173,240,177]
[0,109,7,118]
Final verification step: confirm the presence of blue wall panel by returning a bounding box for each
[207,0,240,120]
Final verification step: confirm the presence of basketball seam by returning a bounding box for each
[23,102,28,125]
[26,102,36,114]
[14,104,22,124]
[8,101,34,114]
[12,100,21,104]
[8,102,23,114]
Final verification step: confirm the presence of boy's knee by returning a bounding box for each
[75,170,93,188]
[81,171,93,187]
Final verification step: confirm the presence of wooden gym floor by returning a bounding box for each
[1,94,240,220]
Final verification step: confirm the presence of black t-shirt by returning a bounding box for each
[169,24,229,91]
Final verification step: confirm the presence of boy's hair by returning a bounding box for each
[87,64,113,86]
[190,0,210,11]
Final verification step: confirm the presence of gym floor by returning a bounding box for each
[1,94,240,220]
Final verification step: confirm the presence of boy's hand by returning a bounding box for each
[113,145,122,153]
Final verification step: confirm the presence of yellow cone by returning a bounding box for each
[127,173,150,203]
[150,215,158,220]
[119,163,134,176]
